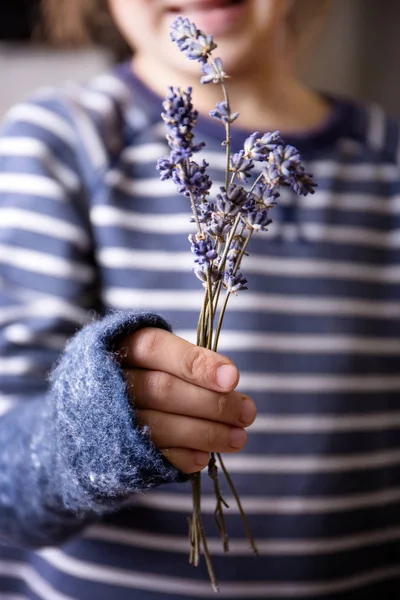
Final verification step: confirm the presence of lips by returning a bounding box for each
[166,0,245,15]
[165,0,248,37]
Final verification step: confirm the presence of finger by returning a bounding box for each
[125,369,257,427]
[137,409,248,454]
[160,448,210,474]
[119,328,239,392]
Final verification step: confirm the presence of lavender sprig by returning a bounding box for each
[157,16,316,592]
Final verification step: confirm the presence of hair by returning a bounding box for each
[40,0,331,59]
[40,0,130,59]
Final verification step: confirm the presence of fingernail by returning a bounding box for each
[216,364,238,390]
[195,451,210,466]
[230,427,247,449]
[240,397,257,426]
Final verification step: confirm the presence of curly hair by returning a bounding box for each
[40,0,330,59]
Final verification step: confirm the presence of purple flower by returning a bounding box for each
[251,181,279,206]
[193,201,213,224]
[204,214,231,239]
[262,162,281,187]
[201,58,227,85]
[225,235,248,273]
[209,101,239,124]
[226,235,246,263]
[263,143,317,195]
[170,17,216,63]
[214,184,247,218]
[156,155,176,180]
[272,145,301,177]
[170,17,198,46]
[241,199,273,231]
[189,234,218,265]
[223,270,248,294]
[162,86,204,160]
[173,160,212,199]
[193,263,221,286]
[243,131,282,162]
[229,150,254,183]
[289,170,317,195]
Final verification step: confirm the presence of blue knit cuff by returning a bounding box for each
[49,310,186,514]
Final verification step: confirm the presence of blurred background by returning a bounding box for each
[0,0,400,118]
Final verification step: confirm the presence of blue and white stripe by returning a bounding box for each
[0,65,400,598]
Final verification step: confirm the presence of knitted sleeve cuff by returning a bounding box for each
[49,310,186,514]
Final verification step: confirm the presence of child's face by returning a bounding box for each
[109,0,291,80]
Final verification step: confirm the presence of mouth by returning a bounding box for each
[164,0,248,37]
[166,0,246,15]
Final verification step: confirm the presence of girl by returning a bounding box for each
[0,1,399,598]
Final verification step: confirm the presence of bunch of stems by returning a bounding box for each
[187,74,258,594]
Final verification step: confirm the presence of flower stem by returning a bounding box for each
[189,473,219,592]
[217,214,242,277]
[189,475,201,566]
[206,273,215,350]
[233,230,253,276]
[217,453,258,555]
[212,291,231,352]
[208,453,230,553]
[189,188,202,234]
[219,78,231,191]
[249,171,264,194]
[197,291,208,346]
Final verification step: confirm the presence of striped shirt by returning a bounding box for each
[0,62,400,599]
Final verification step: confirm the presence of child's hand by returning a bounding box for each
[118,328,257,474]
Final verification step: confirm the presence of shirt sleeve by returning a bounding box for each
[0,95,182,549]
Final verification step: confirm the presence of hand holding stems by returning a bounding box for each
[119,327,256,476]
[116,327,256,592]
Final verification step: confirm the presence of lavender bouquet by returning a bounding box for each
[157,16,316,591]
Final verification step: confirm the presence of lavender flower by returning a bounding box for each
[161,86,204,161]
[272,144,301,176]
[222,270,248,294]
[172,160,212,199]
[251,181,279,206]
[158,17,317,590]
[290,169,316,195]
[241,201,273,231]
[226,235,246,263]
[262,145,317,195]
[193,263,221,286]
[201,58,228,85]
[170,16,217,63]
[243,130,282,161]
[210,101,239,124]
[204,214,231,239]
[230,150,255,183]
[189,234,218,266]
[214,184,248,216]
[156,155,175,181]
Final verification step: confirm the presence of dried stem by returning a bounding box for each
[212,291,231,352]
[189,473,219,592]
[208,453,230,553]
[217,214,242,276]
[189,474,201,566]
[188,187,202,234]
[206,273,215,350]
[233,231,253,276]
[197,290,208,346]
[217,453,258,555]
[220,81,231,190]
